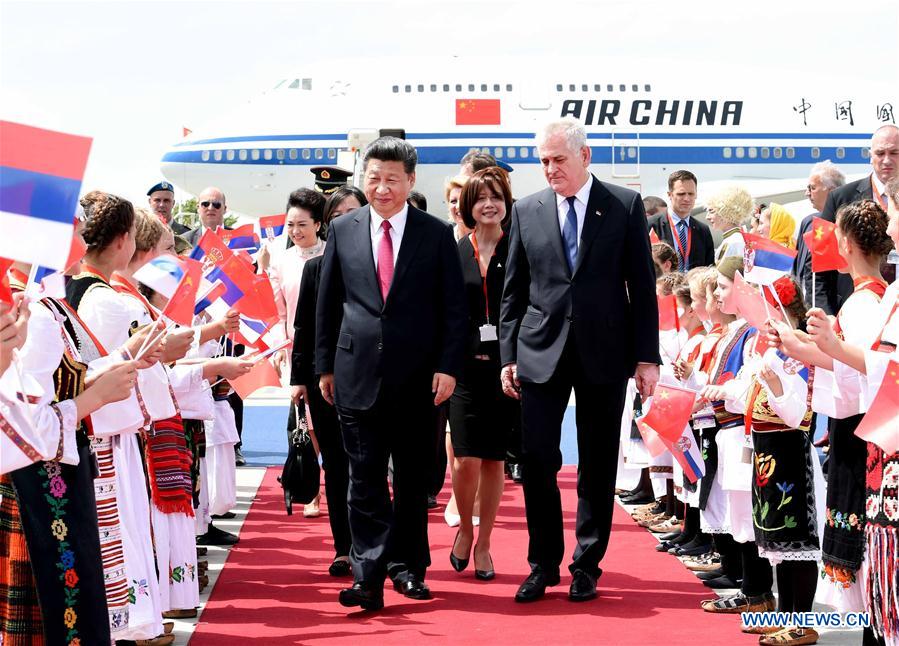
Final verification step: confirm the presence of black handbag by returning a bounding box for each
[278,404,320,514]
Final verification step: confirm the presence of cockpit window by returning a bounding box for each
[274,79,287,89]
[302,78,312,90]
[288,79,300,89]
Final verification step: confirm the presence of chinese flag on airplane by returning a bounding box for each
[641,384,697,443]
[161,258,203,326]
[803,217,848,272]
[854,360,899,454]
[658,294,680,331]
[455,99,501,126]
[649,229,661,244]
[229,359,281,399]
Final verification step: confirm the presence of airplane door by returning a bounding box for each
[519,81,551,110]
[611,130,640,178]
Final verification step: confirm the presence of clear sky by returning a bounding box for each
[2,0,897,206]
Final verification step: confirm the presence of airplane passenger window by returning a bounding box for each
[594,84,601,91]
[481,147,490,154]
[495,147,503,158]
[632,84,639,91]
[302,149,311,160]
[480,84,487,91]
[214,150,222,161]
[786,147,795,159]
[532,147,537,158]
[226,150,235,161]
[276,149,285,160]
[644,84,651,91]
[627,147,636,159]
[289,149,298,160]
[723,147,732,159]
[619,84,626,91]
[748,147,758,159]
[430,84,437,92]
[315,148,323,159]
[493,84,500,91]
[456,84,462,91]
[443,84,450,92]
[836,147,845,159]
[506,84,512,91]
[760,147,770,159]
[328,149,337,159]
[251,149,260,161]
[607,84,613,91]
[773,148,782,159]
[288,79,300,89]
[810,147,820,159]
[239,150,248,161]
[468,84,475,91]
[735,147,745,159]
[302,79,312,90]
[556,84,563,91]
[264,149,273,160]
[582,84,588,92]
[569,84,576,91]
[417,85,424,92]
[392,85,399,93]
[201,150,210,162]
[405,85,411,93]
[519,147,528,158]
[507,147,516,158]
[861,148,871,159]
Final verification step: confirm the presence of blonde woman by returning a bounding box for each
[704,185,754,261]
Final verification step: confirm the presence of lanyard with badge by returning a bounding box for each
[667,213,692,266]
[470,230,503,342]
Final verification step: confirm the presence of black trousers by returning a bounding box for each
[229,391,244,448]
[519,337,628,577]
[337,388,436,584]
[293,381,352,558]
[429,403,449,497]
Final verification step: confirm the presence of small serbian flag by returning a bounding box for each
[189,228,231,267]
[25,265,65,300]
[803,217,847,272]
[204,265,245,307]
[0,121,92,270]
[741,232,797,285]
[455,99,501,126]
[161,258,202,326]
[258,214,286,240]
[218,224,260,253]
[854,359,899,454]
[658,294,680,332]
[133,254,188,298]
[649,228,661,244]
[661,427,705,483]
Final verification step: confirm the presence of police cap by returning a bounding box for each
[147,181,174,196]
[310,166,353,195]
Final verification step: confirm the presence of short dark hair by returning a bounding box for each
[651,242,678,270]
[643,195,667,216]
[363,136,417,174]
[407,190,428,211]
[286,188,327,238]
[667,170,698,192]
[321,186,366,239]
[460,150,497,173]
[80,191,136,253]
[459,167,513,229]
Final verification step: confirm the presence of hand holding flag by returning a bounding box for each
[639,384,697,443]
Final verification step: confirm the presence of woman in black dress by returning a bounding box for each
[448,167,517,580]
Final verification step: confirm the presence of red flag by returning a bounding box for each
[658,294,680,332]
[640,384,697,443]
[228,359,280,399]
[733,271,781,330]
[161,258,202,325]
[855,360,899,454]
[183,127,192,137]
[803,217,848,272]
[64,226,87,271]
[455,99,501,126]
[635,416,668,458]
[215,256,277,323]
[649,229,661,244]
[190,228,231,268]
[0,257,14,304]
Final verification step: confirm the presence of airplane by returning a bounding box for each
[159,57,897,220]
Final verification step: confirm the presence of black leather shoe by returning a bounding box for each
[659,530,682,541]
[509,463,523,483]
[329,558,352,577]
[702,574,742,589]
[674,542,712,557]
[655,541,676,552]
[696,568,725,581]
[196,524,239,546]
[569,569,598,602]
[619,491,654,505]
[339,582,384,610]
[449,531,470,572]
[514,568,560,603]
[474,549,495,581]
[234,446,246,467]
[212,511,236,520]
[393,574,431,600]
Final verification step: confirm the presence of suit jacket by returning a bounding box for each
[171,220,190,236]
[792,212,818,306]
[290,254,322,387]
[500,176,661,384]
[646,212,716,269]
[315,205,467,410]
[819,176,873,314]
[184,226,203,248]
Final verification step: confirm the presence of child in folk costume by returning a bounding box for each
[799,190,899,646]
[774,200,895,624]
[747,276,826,646]
[696,257,776,614]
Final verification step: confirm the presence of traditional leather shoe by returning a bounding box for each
[449,531,470,572]
[196,524,239,546]
[162,622,174,635]
[393,574,431,600]
[329,558,352,577]
[509,463,523,483]
[134,636,175,646]
[568,569,598,602]
[339,582,384,610]
[514,568,560,603]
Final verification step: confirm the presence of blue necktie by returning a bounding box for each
[676,219,688,271]
[562,196,578,272]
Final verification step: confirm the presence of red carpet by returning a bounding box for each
[190,468,759,645]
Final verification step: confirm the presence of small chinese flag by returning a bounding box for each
[854,360,899,454]
[0,257,14,304]
[635,417,668,458]
[733,270,781,330]
[162,258,203,326]
[658,294,680,331]
[229,359,281,400]
[649,229,661,244]
[183,127,192,137]
[803,217,848,272]
[640,384,697,443]
[455,99,501,126]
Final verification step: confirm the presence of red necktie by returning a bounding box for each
[377,219,394,301]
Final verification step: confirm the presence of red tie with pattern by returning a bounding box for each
[377,219,394,301]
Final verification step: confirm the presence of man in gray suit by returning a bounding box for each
[184,186,228,247]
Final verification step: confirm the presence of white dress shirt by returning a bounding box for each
[370,204,408,270]
[872,172,888,204]
[555,175,593,250]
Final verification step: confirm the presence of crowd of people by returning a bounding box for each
[0,119,896,646]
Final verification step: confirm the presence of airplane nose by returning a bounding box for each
[160,145,187,193]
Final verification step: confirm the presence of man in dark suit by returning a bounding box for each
[792,161,846,308]
[183,186,227,247]
[646,170,715,270]
[316,137,467,611]
[499,118,660,603]
[818,125,898,313]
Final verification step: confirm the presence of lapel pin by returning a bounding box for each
[596,210,602,217]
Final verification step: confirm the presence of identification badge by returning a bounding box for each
[741,434,754,464]
[479,324,498,342]
[693,415,716,429]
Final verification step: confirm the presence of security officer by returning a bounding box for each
[147,181,190,234]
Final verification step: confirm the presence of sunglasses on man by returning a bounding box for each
[200,200,223,209]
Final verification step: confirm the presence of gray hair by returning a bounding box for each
[809,160,846,190]
[535,117,587,154]
[363,136,418,174]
